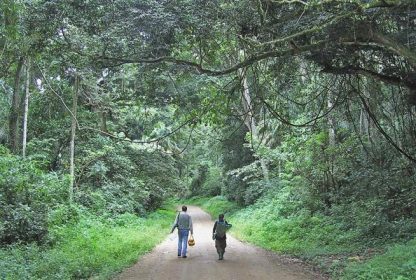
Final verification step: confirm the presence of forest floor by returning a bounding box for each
[115,206,327,280]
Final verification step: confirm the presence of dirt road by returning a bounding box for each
[116,206,326,280]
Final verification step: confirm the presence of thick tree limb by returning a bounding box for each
[372,32,416,69]
[322,65,401,85]
[365,0,416,9]
[321,65,415,90]
[257,12,354,48]
[99,40,328,75]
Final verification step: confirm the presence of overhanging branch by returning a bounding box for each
[99,40,327,75]
[353,83,416,163]
[321,65,414,90]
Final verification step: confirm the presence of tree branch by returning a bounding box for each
[257,12,354,48]
[321,65,415,90]
[372,32,416,69]
[354,82,416,163]
[99,40,328,75]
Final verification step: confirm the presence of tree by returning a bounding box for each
[22,57,30,158]
[69,75,78,201]
[8,57,23,152]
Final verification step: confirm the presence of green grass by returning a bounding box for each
[182,195,241,219]
[227,203,362,277]
[229,205,362,254]
[0,209,175,280]
[183,196,416,279]
[186,196,353,255]
[342,238,416,280]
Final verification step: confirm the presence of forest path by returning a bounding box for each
[115,206,326,280]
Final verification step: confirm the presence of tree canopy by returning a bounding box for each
[1,0,416,278]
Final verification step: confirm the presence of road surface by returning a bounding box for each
[116,206,326,280]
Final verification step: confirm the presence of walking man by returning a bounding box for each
[213,213,232,260]
[171,205,193,258]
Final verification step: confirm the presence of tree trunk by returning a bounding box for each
[238,68,270,182]
[360,106,371,140]
[361,79,374,145]
[327,91,336,146]
[69,75,79,201]
[8,57,24,153]
[299,59,307,84]
[326,90,337,195]
[22,57,30,158]
[101,111,108,133]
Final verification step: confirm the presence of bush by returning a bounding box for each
[189,164,209,196]
[222,175,250,205]
[76,180,149,217]
[0,148,70,244]
[201,166,224,196]
[0,209,175,279]
[26,138,58,170]
[76,137,182,212]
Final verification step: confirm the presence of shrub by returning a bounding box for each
[0,148,70,244]
[76,137,182,212]
[201,166,224,196]
[0,209,175,279]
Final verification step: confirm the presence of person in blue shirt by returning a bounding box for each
[171,205,193,258]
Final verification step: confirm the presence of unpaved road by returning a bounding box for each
[116,206,326,280]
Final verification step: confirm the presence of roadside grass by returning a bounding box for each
[0,209,175,280]
[185,196,416,279]
[181,195,241,219]
[341,238,416,280]
[228,202,361,278]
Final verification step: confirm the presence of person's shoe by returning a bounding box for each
[182,256,187,258]
[178,254,181,257]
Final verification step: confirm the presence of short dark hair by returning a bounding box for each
[219,214,224,220]
[182,205,187,211]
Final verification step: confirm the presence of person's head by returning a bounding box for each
[219,214,224,221]
[182,205,187,212]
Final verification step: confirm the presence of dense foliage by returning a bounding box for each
[0,146,70,244]
[0,209,174,279]
[1,0,416,278]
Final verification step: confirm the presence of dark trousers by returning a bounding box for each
[215,238,227,254]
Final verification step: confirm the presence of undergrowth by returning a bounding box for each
[342,239,416,280]
[183,196,240,219]
[188,196,416,279]
[0,208,175,280]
